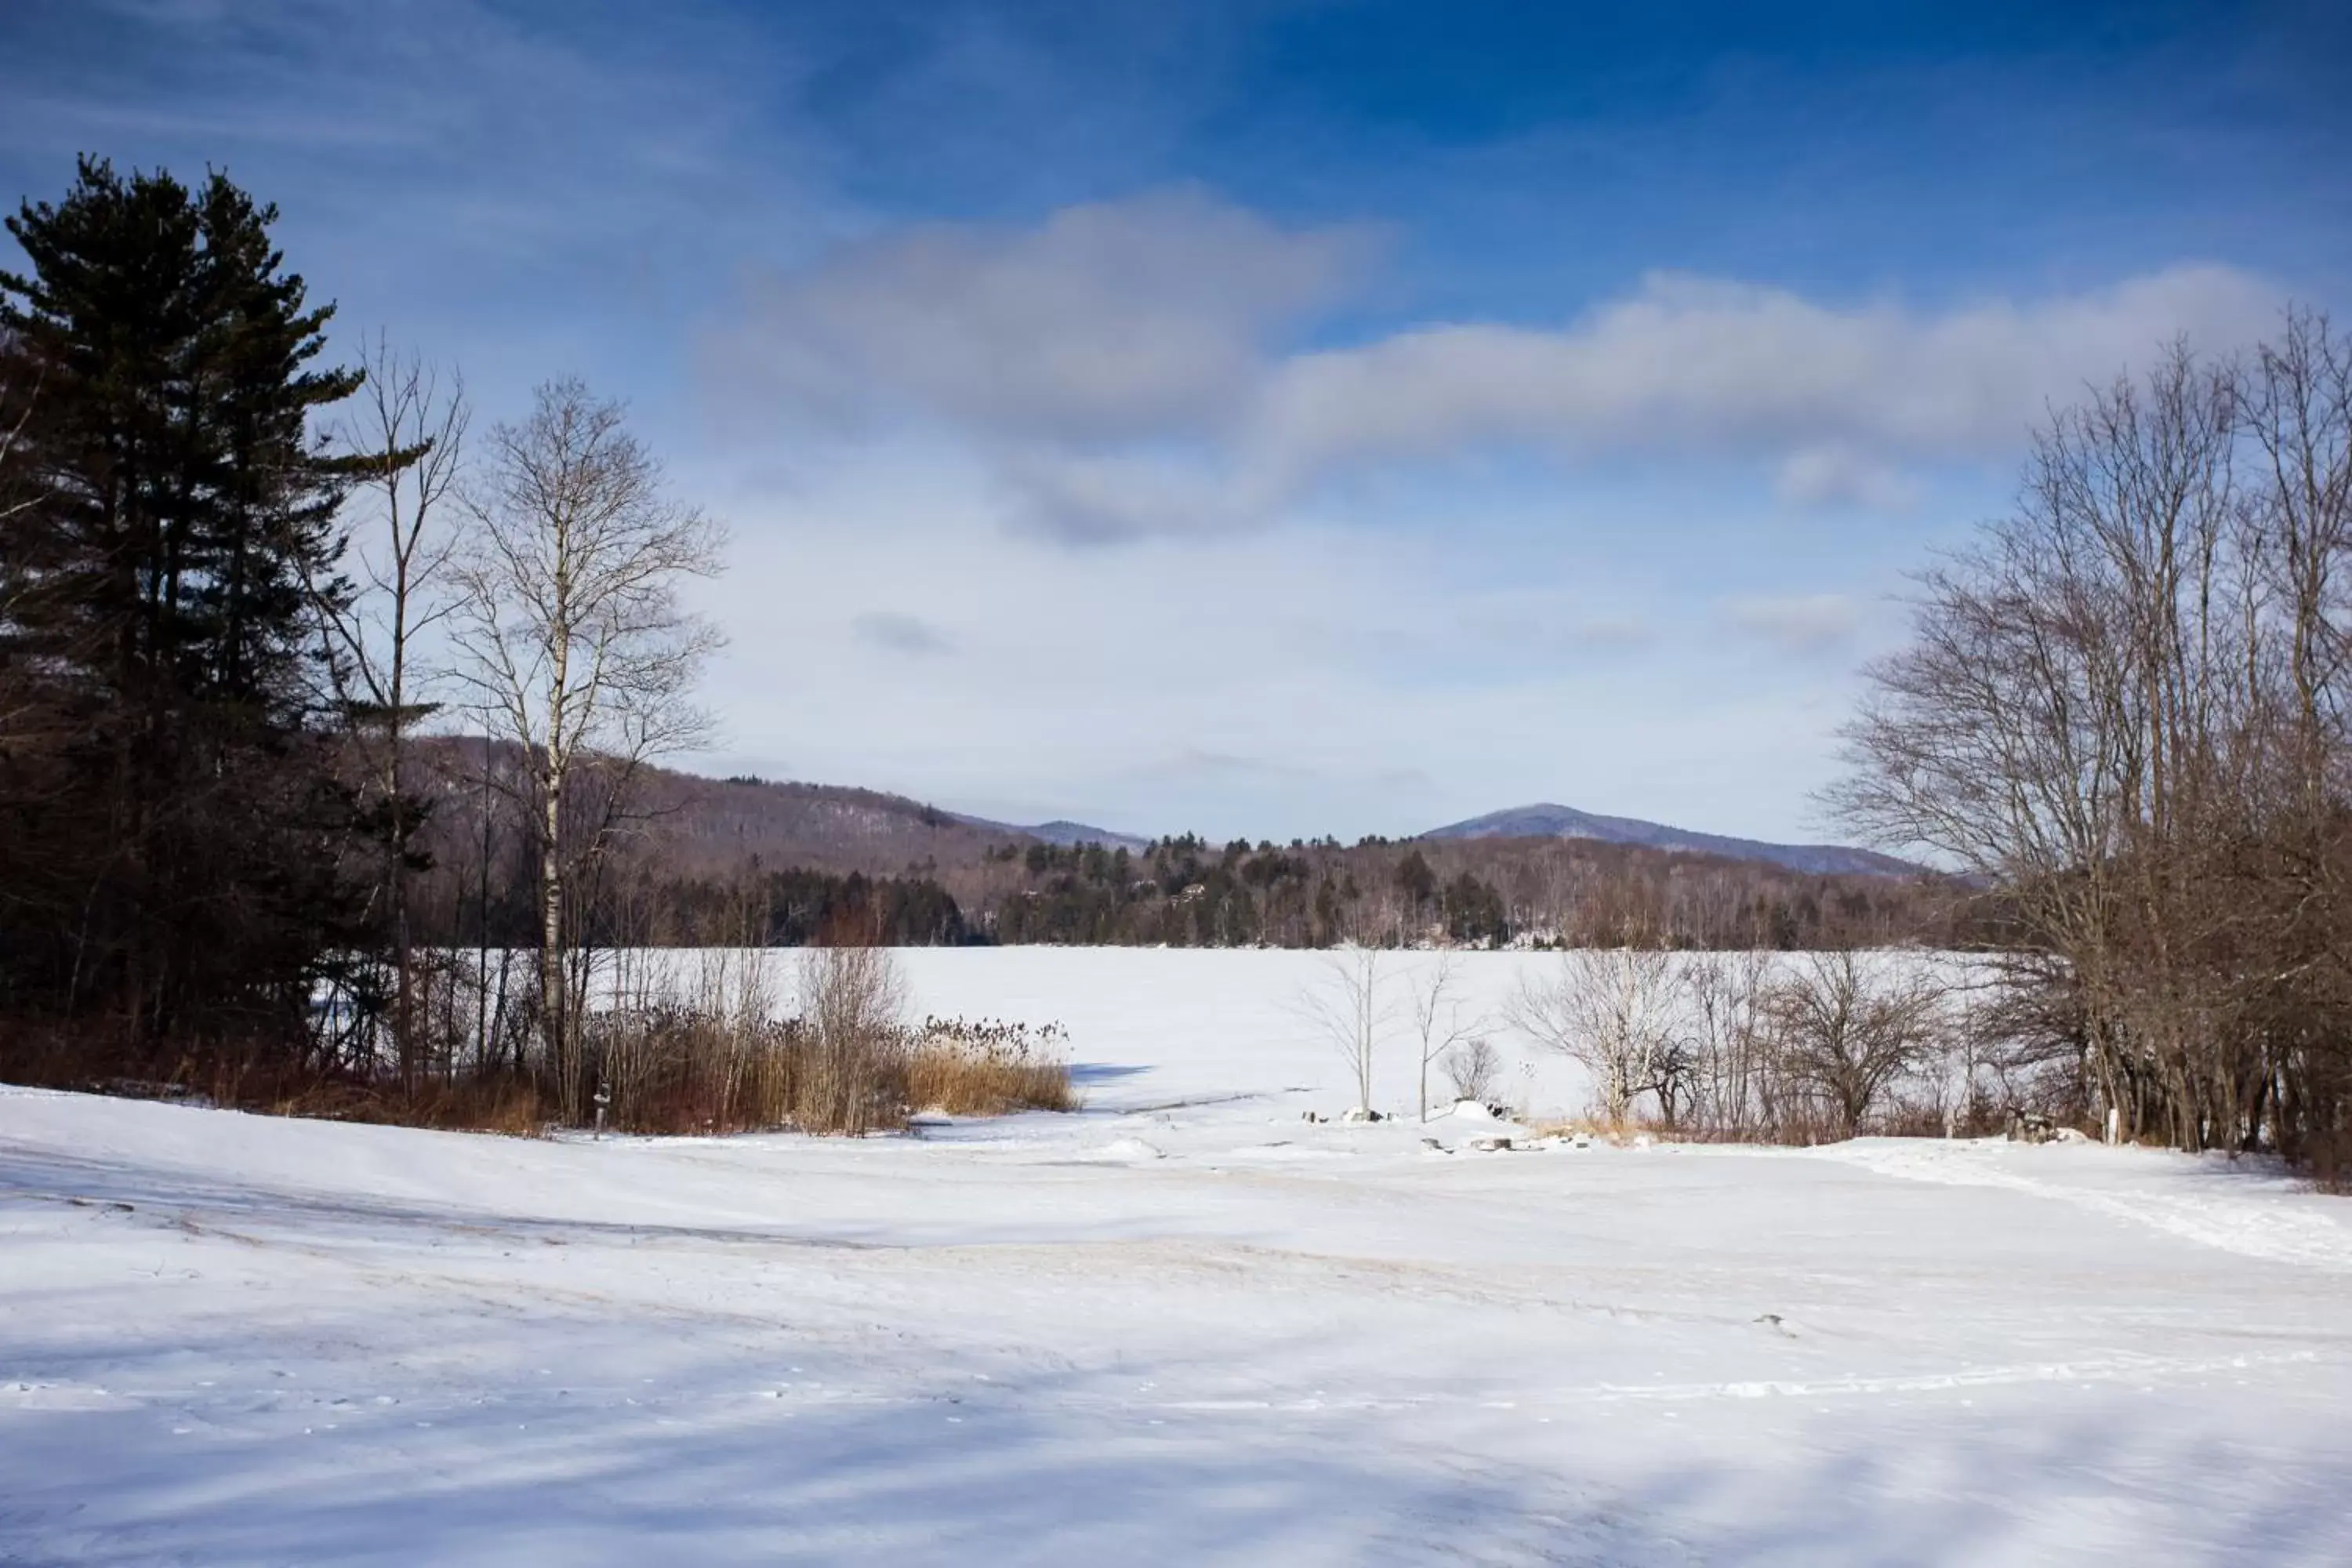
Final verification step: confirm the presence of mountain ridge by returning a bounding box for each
[1420,802,1915,877]
[946,812,1150,851]
[412,739,1911,879]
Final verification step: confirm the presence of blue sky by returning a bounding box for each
[5,0,2347,843]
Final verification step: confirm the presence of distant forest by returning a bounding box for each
[401,739,1974,953]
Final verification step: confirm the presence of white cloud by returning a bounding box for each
[1566,615,1655,650]
[1245,267,2280,498]
[992,446,1258,543]
[713,187,1370,447]
[705,192,2287,543]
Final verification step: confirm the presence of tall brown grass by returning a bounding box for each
[4,947,1076,1140]
[905,1018,1079,1116]
[581,949,1073,1135]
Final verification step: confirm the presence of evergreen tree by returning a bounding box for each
[1439,871,1508,946]
[1395,849,1437,916]
[0,158,363,1041]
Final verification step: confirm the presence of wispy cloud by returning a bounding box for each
[0,0,822,413]
[852,610,956,656]
[1566,615,1656,650]
[1773,445,1922,511]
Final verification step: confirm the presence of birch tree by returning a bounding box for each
[1510,946,1682,1127]
[454,379,724,1120]
[1301,942,1390,1113]
[1407,952,1481,1120]
[0,347,38,742]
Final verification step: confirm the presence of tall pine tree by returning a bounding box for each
[0,158,364,1044]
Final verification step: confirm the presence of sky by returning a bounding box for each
[4,0,2348,844]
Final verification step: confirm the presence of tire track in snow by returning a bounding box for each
[1817,1142,2352,1273]
[702,1346,2327,1421]
[1558,1346,2323,1403]
[1142,1348,2324,1411]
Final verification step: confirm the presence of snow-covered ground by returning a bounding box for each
[5,949,2350,1565]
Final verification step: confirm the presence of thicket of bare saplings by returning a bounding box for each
[1836,314,2352,1169]
[1504,946,1998,1144]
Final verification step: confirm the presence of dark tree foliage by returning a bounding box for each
[960,831,1957,951]
[736,868,971,948]
[489,828,1956,954]
[1395,849,1437,913]
[1439,870,1508,946]
[0,158,365,1044]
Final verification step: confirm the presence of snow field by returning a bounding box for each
[4,947,2350,1564]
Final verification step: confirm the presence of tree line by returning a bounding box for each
[386,780,1976,956]
[963,834,1956,949]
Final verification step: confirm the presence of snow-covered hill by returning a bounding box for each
[5,949,2347,1564]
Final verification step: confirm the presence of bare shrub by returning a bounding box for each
[1510,946,1686,1127]
[581,946,795,1133]
[905,1018,1077,1115]
[1762,950,1948,1138]
[276,1074,547,1137]
[1679,951,1774,1138]
[545,953,1082,1135]
[573,946,906,1136]
[1441,1036,1502,1105]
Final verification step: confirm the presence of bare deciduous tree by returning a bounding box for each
[1762,950,1947,1138]
[1510,946,1682,1127]
[454,378,724,1120]
[1679,950,1774,1137]
[0,350,35,521]
[1835,322,2352,1162]
[311,336,467,1091]
[1407,953,1483,1120]
[2244,309,2352,803]
[1299,942,1392,1113]
[0,345,49,744]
